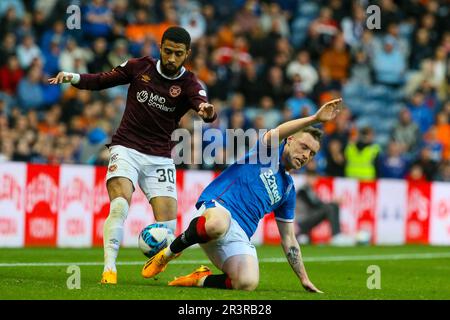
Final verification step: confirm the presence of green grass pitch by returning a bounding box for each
[0,245,449,300]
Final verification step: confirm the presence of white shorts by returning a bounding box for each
[195,201,257,270]
[106,145,177,201]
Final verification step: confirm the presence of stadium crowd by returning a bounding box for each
[0,0,448,182]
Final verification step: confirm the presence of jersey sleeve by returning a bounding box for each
[186,76,208,112]
[73,58,141,90]
[274,187,296,223]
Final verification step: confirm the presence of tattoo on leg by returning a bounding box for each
[287,246,300,265]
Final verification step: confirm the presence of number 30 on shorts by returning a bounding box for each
[156,168,175,183]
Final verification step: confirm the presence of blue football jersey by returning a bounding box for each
[196,137,296,239]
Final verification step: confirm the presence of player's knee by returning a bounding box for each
[107,178,133,203]
[204,210,230,239]
[205,219,228,239]
[232,276,259,291]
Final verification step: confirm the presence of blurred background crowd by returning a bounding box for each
[0,0,448,182]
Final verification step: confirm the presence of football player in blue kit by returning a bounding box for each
[142,98,343,292]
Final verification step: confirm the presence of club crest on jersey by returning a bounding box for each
[108,164,118,173]
[169,85,181,97]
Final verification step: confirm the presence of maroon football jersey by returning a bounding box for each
[73,57,211,157]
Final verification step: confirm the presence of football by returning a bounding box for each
[138,223,175,258]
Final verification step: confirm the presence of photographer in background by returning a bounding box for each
[295,168,354,246]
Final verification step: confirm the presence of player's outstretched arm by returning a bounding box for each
[48,67,130,90]
[263,98,343,145]
[276,220,323,293]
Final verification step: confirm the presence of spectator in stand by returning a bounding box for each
[285,83,316,118]
[222,92,251,130]
[40,20,68,54]
[409,29,434,70]
[406,163,427,182]
[320,32,350,83]
[311,67,341,106]
[405,59,439,97]
[407,90,435,134]
[372,35,406,88]
[308,6,339,57]
[233,0,260,36]
[423,126,444,162]
[435,111,450,160]
[83,0,113,42]
[0,33,17,65]
[391,108,421,155]
[344,127,380,181]
[179,4,206,43]
[16,34,42,69]
[59,37,91,75]
[341,3,366,49]
[258,96,281,129]
[286,50,318,95]
[378,140,410,179]
[349,49,372,85]
[0,54,23,96]
[42,39,61,77]
[0,6,21,38]
[16,65,45,111]
[260,2,290,39]
[325,138,346,177]
[87,37,110,73]
[238,61,264,107]
[435,160,450,182]
[262,65,292,108]
[411,147,439,181]
[107,39,132,69]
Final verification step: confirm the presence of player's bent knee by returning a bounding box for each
[205,217,229,239]
[232,277,259,291]
[107,178,133,204]
[204,209,230,239]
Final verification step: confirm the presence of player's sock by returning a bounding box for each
[202,274,233,289]
[103,197,129,272]
[167,216,210,256]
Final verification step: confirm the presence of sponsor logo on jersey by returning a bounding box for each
[137,90,149,103]
[169,85,181,97]
[260,169,281,205]
[137,90,176,112]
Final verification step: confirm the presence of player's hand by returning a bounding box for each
[198,103,215,120]
[48,71,73,84]
[301,278,324,293]
[314,98,343,123]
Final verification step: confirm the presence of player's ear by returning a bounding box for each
[287,135,294,145]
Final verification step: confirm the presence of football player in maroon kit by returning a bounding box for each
[49,26,216,284]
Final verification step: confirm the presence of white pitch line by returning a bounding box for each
[0,252,450,268]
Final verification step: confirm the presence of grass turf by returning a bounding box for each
[0,245,449,300]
